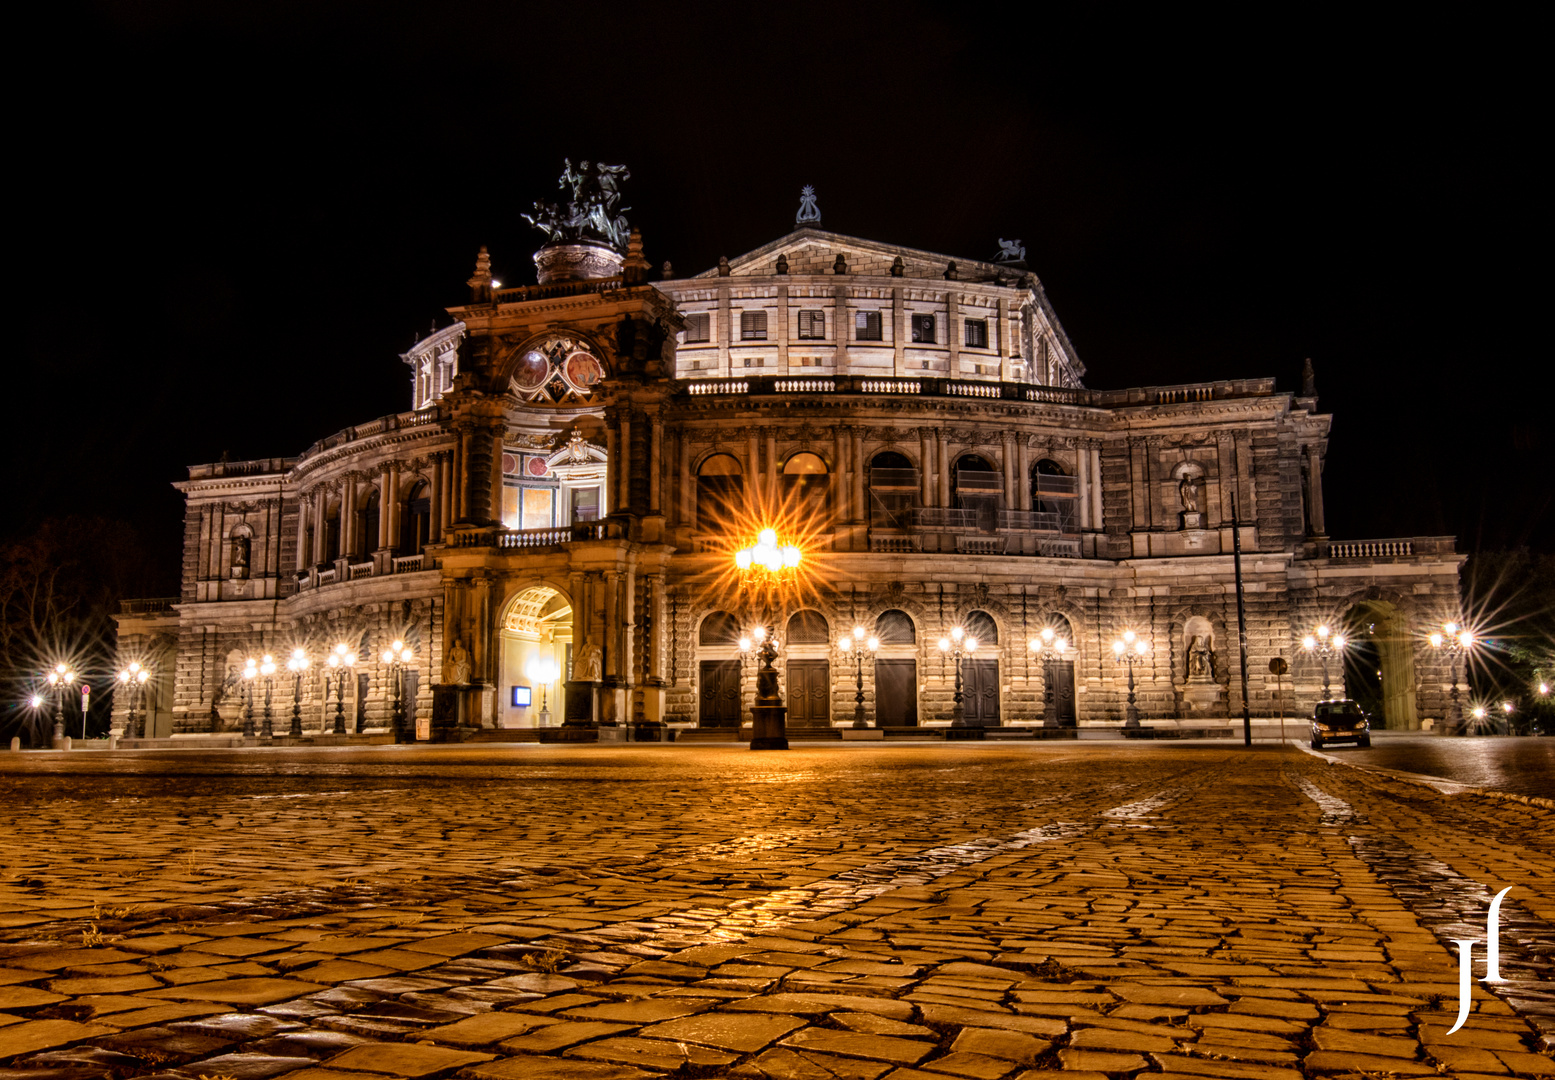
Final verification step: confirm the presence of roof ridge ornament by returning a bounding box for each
[796,185,822,227]
[994,238,1026,264]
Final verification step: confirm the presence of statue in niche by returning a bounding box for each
[1180,474,1202,513]
[574,639,603,683]
[229,534,250,579]
[1188,635,1214,680]
[446,639,471,686]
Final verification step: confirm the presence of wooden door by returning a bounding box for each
[963,658,1000,726]
[1043,659,1076,726]
[787,660,831,727]
[875,659,917,727]
[698,660,742,727]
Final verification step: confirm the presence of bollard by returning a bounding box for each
[62,736,73,751]
[8,737,18,752]
[108,734,119,750]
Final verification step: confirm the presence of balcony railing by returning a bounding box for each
[1032,474,1079,496]
[868,468,920,489]
[493,276,626,304]
[448,521,619,549]
[954,469,1003,492]
[675,375,1278,406]
[1313,537,1455,560]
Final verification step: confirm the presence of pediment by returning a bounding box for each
[695,229,1018,282]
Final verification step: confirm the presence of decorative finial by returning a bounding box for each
[466,246,493,302]
[718,255,731,277]
[890,256,905,278]
[796,185,821,227]
[661,260,674,280]
[1301,358,1317,398]
[832,253,847,275]
[776,253,789,275]
[944,261,959,281]
[622,228,650,284]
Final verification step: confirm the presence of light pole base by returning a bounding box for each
[749,704,789,750]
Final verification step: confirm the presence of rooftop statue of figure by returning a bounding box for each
[994,238,1027,263]
[523,160,633,252]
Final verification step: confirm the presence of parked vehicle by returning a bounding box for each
[1311,698,1371,748]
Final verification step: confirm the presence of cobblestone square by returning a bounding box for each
[1,743,1551,1078]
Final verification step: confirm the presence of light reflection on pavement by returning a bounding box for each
[1319,734,1554,798]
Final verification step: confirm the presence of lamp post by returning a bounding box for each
[286,649,309,737]
[1428,622,1473,735]
[380,639,415,741]
[240,657,258,737]
[325,643,358,735]
[45,663,76,744]
[1028,626,1072,728]
[257,655,278,737]
[526,655,558,727]
[838,626,880,728]
[1110,629,1150,728]
[1301,624,1347,700]
[116,662,151,738]
[937,626,979,727]
[734,527,802,750]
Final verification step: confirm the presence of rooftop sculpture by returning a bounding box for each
[523,160,632,252]
[796,185,822,226]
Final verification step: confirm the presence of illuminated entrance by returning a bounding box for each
[498,585,573,728]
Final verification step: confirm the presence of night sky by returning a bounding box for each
[11,4,1547,594]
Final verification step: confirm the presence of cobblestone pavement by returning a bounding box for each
[1,743,1552,1079]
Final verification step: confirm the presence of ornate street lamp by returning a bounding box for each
[285,649,309,737]
[526,655,559,727]
[240,657,259,737]
[45,663,76,743]
[1428,621,1474,735]
[380,639,416,741]
[733,527,802,750]
[116,662,151,738]
[838,626,880,729]
[937,625,979,727]
[1028,626,1072,728]
[325,643,358,735]
[1111,629,1150,728]
[1301,624,1347,700]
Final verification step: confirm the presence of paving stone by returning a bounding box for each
[0,1019,117,1060]
[729,994,915,1021]
[949,1028,1051,1063]
[246,1029,373,1058]
[917,1051,1016,1078]
[637,1010,805,1052]
[174,1052,319,1079]
[558,998,706,1023]
[497,1021,634,1053]
[837,1013,936,1037]
[143,978,330,1005]
[465,1059,657,1080]
[1109,984,1228,1006]
[323,1041,495,1075]
[0,987,66,1010]
[1056,1049,1148,1072]
[1068,1026,1178,1052]
[424,1013,561,1049]
[1310,1026,1420,1057]
[916,1004,1065,1037]
[1494,1051,1555,1074]
[1303,1050,1437,1074]
[1149,1054,1303,1079]
[1428,1044,1512,1072]
[45,975,161,995]
[566,1035,740,1070]
[780,1029,935,1065]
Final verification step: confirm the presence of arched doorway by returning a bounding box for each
[1036,613,1078,728]
[1343,599,1418,729]
[963,610,1000,726]
[697,610,743,728]
[786,609,831,728]
[874,609,918,727]
[499,586,573,728]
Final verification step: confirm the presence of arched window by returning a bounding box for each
[787,609,830,644]
[965,610,999,645]
[782,452,829,507]
[698,610,742,646]
[1030,459,1078,532]
[324,502,342,562]
[875,609,916,644]
[696,454,744,528]
[358,490,380,556]
[954,455,1001,528]
[868,451,916,528]
[401,481,431,555]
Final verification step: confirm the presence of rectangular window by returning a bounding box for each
[571,487,599,522]
[797,310,825,339]
[855,311,883,340]
[684,312,710,343]
[965,319,988,348]
[740,311,768,340]
[911,314,936,344]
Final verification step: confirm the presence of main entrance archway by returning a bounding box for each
[498,585,573,728]
[1343,598,1418,730]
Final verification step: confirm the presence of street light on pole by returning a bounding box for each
[733,526,802,750]
[1028,626,1071,728]
[1111,629,1150,729]
[325,643,357,735]
[286,649,309,737]
[937,625,979,727]
[380,639,415,740]
[838,625,880,729]
[240,657,258,737]
[45,663,76,744]
[1301,624,1346,700]
[1428,621,1474,735]
[116,661,151,738]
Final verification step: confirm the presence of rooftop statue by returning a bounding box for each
[994,238,1027,263]
[523,160,633,252]
[796,185,822,226]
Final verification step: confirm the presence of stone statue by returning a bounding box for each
[796,185,821,226]
[1180,474,1201,513]
[574,640,603,683]
[446,639,471,685]
[1188,635,1213,679]
[523,160,633,252]
[229,535,250,579]
[995,238,1027,263]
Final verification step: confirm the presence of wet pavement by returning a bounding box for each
[1321,733,1555,799]
[0,742,1552,1078]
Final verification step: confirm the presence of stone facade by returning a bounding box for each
[114,226,1464,741]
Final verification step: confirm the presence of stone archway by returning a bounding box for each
[498,585,574,728]
[1344,597,1419,730]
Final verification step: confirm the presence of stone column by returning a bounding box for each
[765,429,777,501]
[679,431,695,527]
[920,429,933,507]
[1017,439,1032,512]
[295,495,309,571]
[376,469,391,550]
[490,433,505,528]
[618,413,633,513]
[937,430,951,509]
[852,428,866,525]
[947,291,960,377]
[1216,433,1236,526]
[388,462,402,549]
[1090,443,1104,528]
[833,426,848,525]
[746,430,759,510]
[776,283,790,374]
[342,478,357,558]
[892,286,905,376]
[649,415,663,514]
[454,427,471,523]
[1306,445,1327,536]
[717,286,731,377]
[605,425,618,518]
[997,297,1011,379]
[833,284,849,372]
[429,454,443,542]
[312,488,327,565]
[1076,447,1090,530]
[1001,432,1016,508]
